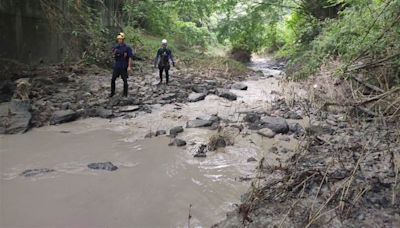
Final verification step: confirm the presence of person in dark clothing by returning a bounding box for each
[154,39,175,85]
[110,32,134,97]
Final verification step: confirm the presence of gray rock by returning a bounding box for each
[191,86,207,94]
[169,138,187,147]
[20,168,55,177]
[188,93,207,102]
[209,136,227,151]
[96,107,113,118]
[155,130,167,136]
[231,82,248,90]
[306,125,334,135]
[260,116,289,134]
[217,90,237,101]
[161,93,177,100]
[88,162,118,171]
[61,102,71,110]
[145,132,156,138]
[289,122,305,136]
[283,111,303,120]
[0,100,32,134]
[326,119,338,126]
[257,128,276,138]
[0,79,16,103]
[278,135,291,141]
[243,112,261,123]
[50,110,80,125]
[119,105,140,112]
[247,157,257,162]
[170,126,184,136]
[86,107,113,118]
[205,80,217,86]
[194,153,207,158]
[55,75,69,83]
[196,114,220,123]
[186,119,213,128]
[175,139,187,147]
[269,146,278,154]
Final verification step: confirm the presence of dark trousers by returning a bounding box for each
[159,65,170,84]
[111,68,128,96]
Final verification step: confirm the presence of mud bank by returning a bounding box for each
[214,65,400,227]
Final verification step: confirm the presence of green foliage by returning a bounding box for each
[39,0,114,65]
[216,0,399,81]
[216,1,284,53]
[174,21,210,50]
[122,0,216,50]
[123,0,175,35]
[284,0,400,79]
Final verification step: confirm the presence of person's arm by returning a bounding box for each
[169,50,175,66]
[128,47,134,71]
[154,49,161,67]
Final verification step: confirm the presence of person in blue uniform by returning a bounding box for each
[110,32,134,97]
[154,39,175,85]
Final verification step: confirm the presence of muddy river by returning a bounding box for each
[0,58,302,227]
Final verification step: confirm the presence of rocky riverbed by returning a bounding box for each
[0,61,253,133]
[2,57,397,227]
[1,57,311,227]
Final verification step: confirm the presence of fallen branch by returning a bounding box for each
[355,106,378,117]
[357,86,400,106]
[350,75,385,93]
[347,52,400,72]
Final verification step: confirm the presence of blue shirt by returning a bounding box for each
[112,43,134,69]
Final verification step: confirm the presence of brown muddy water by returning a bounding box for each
[0,58,305,228]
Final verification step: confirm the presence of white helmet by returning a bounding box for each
[161,39,168,44]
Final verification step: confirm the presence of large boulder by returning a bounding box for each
[50,110,80,125]
[217,89,237,101]
[0,100,32,134]
[188,93,207,102]
[231,82,248,91]
[260,116,289,134]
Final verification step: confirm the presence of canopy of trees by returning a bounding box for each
[36,0,399,84]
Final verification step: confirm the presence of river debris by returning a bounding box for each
[193,144,208,158]
[20,168,55,177]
